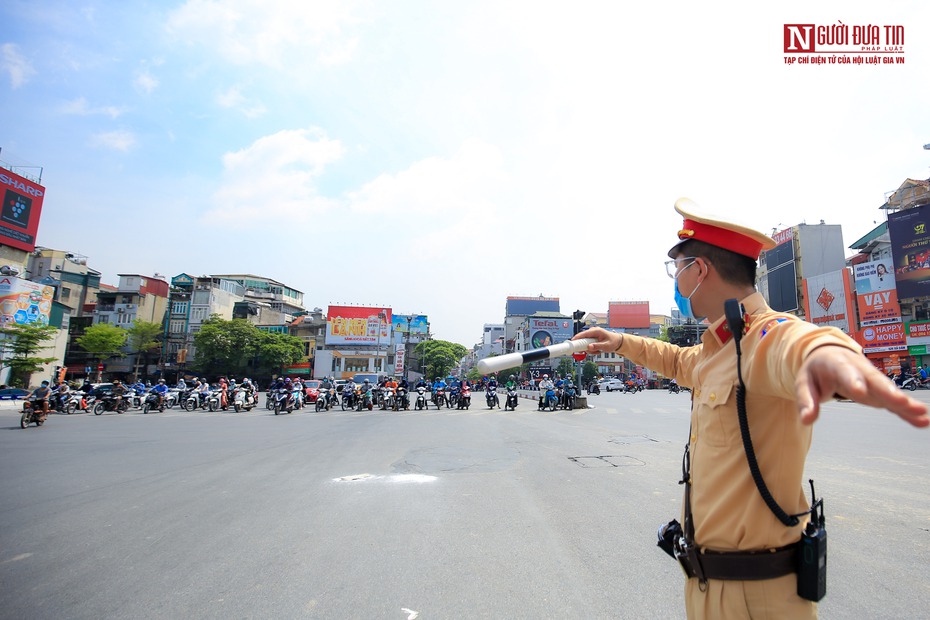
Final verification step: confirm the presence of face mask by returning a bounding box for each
[673,261,704,320]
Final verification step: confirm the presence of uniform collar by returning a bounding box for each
[703,292,767,346]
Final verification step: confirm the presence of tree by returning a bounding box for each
[76,323,128,379]
[556,357,575,378]
[0,323,58,387]
[127,320,163,381]
[415,340,468,379]
[582,360,598,384]
[192,316,304,378]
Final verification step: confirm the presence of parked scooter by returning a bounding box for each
[504,385,519,411]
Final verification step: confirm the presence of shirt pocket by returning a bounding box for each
[695,382,737,448]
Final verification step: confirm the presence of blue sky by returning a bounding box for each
[2,1,929,347]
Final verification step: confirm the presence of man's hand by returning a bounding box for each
[797,346,929,428]
[572,327,622,353]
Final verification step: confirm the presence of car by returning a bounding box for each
[303,380,322,403]
[598,378,625,392]
[334,379,347,394]
[0,387,31,400]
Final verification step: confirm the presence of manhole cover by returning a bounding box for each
[568,455,645,468]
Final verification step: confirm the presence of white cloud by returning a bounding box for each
[135,71,158,94]
[90,130,137,152]
[209,127,345,221]
[165,0,363,69]
[61,97,123,118]
[216,85,266,118]
[347,139,506,217]
[1,43,36,89]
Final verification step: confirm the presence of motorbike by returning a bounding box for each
[142,390,166,414]
[182,389,201,411]
[164,388,181,409]
[504,385,519,411]
[415,386,428,410]
[94,394,130,415]
[669,382,691,394]
[316,388,332,412]
[395,386,409,411]
[232,387,257,412]
[273,388,294,415]
[538,387,558,411]
[21,401,48,428]
[898,372,930,391]
[561,383,577,410]
[53,390,79,415]
[457,385,471,410]
[341,387,356,410]
[432,387,446,409]
[448,386,460,409]
[485,385,500,409]
[356,386,374,411]
[587,382,600,395]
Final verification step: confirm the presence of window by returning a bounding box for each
[170,320,186,334]
[98,315,109,324]
[172,301,189,315]
[60,287,71,300]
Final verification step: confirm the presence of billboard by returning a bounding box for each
[802,269,853,333]
[763,241,799,313]
[853,259,901,326]
[392,314,429,335]
[887,204,930,299]
[608,301,650,328]
[856,323,907,354]
[394,343,405,375]
[506,296,559,316]
[0,276,55,325]
[527,316,572,348]
[905,321,930,347]
[0,168,46,252]
[325,305,391,345]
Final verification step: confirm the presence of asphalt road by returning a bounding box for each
[1,390,928,619]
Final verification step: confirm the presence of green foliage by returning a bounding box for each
[76,323,128,360]
[582,360,598,383]
[0,322,58,386]
[657,325,670,343]
[555,357,575,378]
[192,315,304,377]
[127,320,163,354]
[415,339,468,379]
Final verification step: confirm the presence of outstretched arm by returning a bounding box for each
[797,346,929,428]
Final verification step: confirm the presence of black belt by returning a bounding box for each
[681,543,798,581]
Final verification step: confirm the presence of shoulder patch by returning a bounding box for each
[760,317,791,339]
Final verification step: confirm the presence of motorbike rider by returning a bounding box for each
[176,377,187,390]
[111,380,128,411]
[506,374,518,390]
[385,376,398,406]
[415,376,427,389]
[538,374,555,409]
[55,381,71,411]
[30,380,53,415]
[152,378,169,408]
[344,378,357,406]
[197,378,212,406]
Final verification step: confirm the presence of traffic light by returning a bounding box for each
[572,310,585,335]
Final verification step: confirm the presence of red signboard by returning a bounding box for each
[608,301,650,329]
[856,322,907,353]
[0,168,45,252]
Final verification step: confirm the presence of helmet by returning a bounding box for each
[509,375,515,379]
[41,380,49,386]
[364,379,370,384]
[158,379,165,383]
[543,374,548,378]
[435,377,440,381]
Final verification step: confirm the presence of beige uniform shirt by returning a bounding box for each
[619,292,860,551]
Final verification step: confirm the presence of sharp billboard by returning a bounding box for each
[0,168,45,252]
[853,259,901,326]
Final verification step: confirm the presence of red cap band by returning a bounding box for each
[679,218,765,259]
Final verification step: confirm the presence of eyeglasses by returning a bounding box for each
[665,257,697,279]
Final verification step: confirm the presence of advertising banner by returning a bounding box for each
[857,322,907,353]
[325,305,391,345]
[528,317,572,348]
[0,168,45,253]
[392,314,429,335]
[905,321,930,347]
[608,301,651,328]
[887,204,930,299]
[394,344,405,375]
[853,259,901,326]
[803,269,853,333]
[0,276,54,326]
